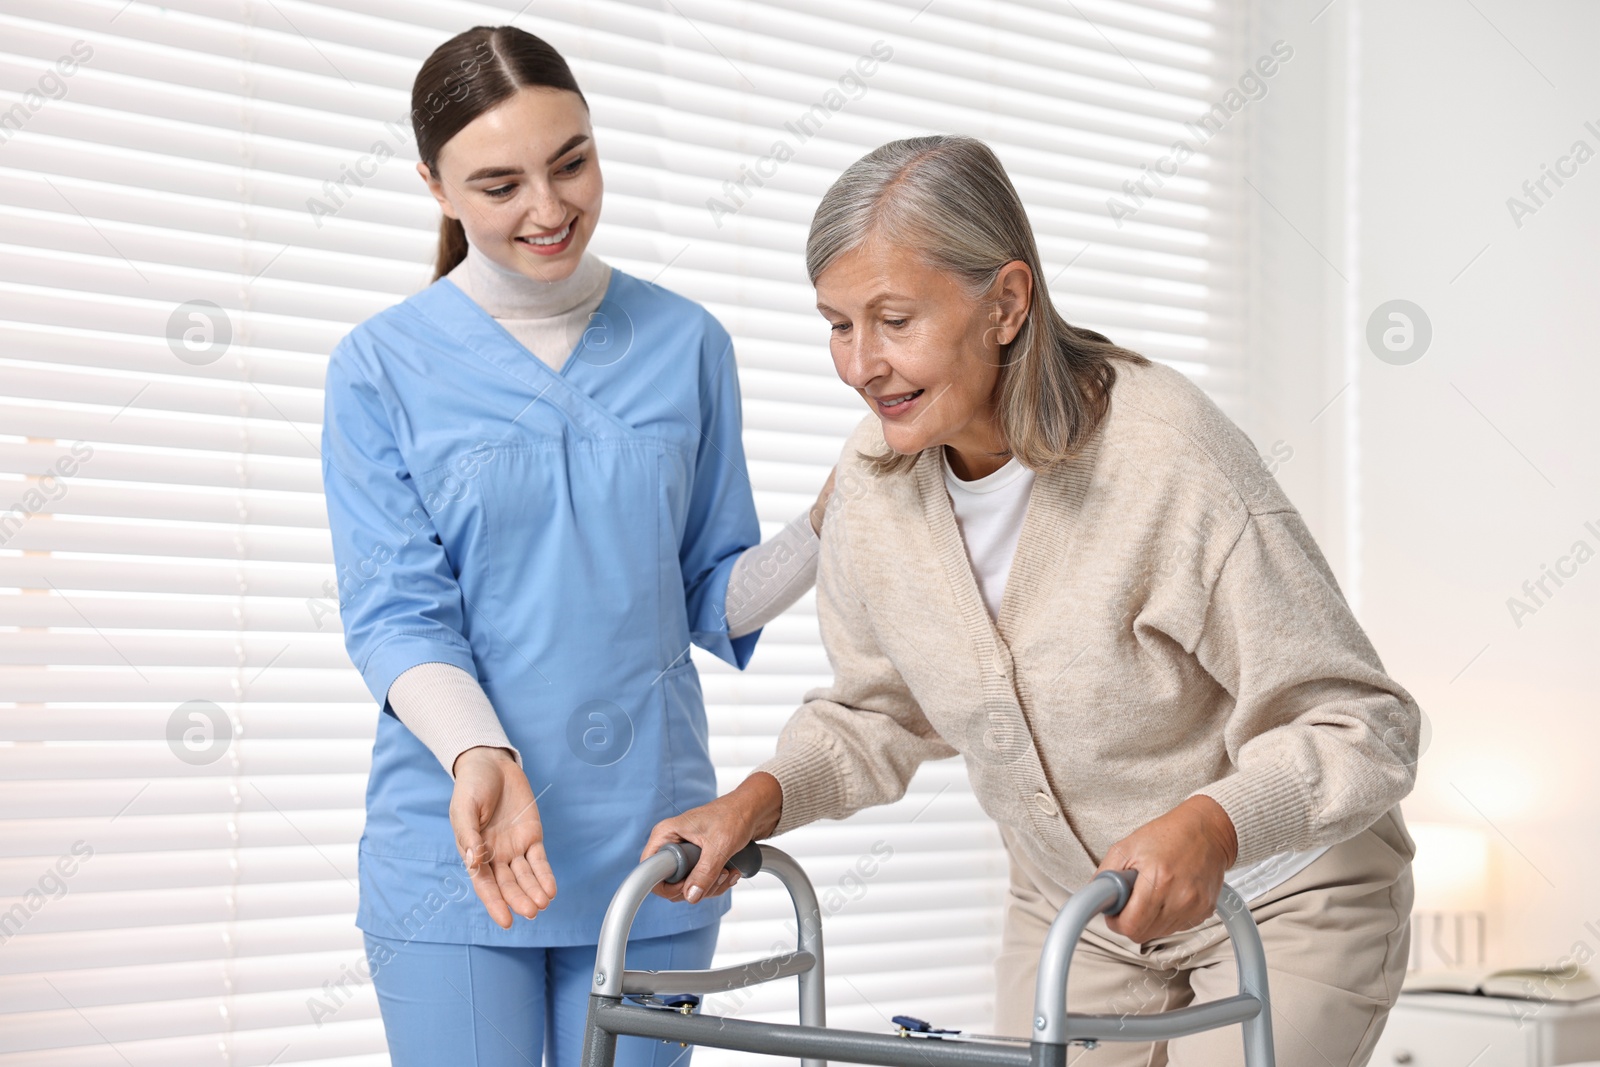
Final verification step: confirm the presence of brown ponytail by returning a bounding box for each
[432,214,469,283]
[410,26,588,280]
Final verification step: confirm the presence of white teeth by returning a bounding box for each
[522,222,572,246]
[880,391,920,408]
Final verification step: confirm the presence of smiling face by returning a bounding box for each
[417,86,602,282]
[815,241,1033,479]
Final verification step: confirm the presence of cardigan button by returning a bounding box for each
[1033,790,1057,816]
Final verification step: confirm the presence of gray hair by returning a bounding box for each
[805,134,1148,475]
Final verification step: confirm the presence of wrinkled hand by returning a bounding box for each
[1095,795,1238,944]
[641,772,784,904]
[450,746,558,929]
[810,466,838,535]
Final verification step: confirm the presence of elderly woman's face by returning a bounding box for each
[816,243,1029,464]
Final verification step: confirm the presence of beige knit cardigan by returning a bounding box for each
[756,360,1420,893]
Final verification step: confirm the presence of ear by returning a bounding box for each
[996,260,1033,337]
[416,161,459,220]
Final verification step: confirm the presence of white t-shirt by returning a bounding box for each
[941,449,1036,620]
[941,448,1329,901]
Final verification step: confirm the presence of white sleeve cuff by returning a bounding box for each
[725,508,821,639]
[385,662,521,778]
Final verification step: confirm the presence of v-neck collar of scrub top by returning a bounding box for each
[415,268,634,441]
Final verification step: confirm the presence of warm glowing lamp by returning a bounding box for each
[1407,821,1490,969]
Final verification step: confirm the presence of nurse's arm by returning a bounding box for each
[386,661,521,777]
[723,467,838,639]
[321,347,479,708]
[647,519,955,905]
[320,347,556,927]
[679,328,765,667]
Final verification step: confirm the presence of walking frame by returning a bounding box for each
[580,841,1274,1067]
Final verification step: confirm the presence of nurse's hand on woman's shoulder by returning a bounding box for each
[640,772,784,905]
[450,746,559,929]
[809,466,838,535]
[1093,794,1238,945]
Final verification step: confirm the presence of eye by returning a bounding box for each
[559,155,587,175]
[884,318,906,327]
[829,322,850,333]
[485,184,515,198]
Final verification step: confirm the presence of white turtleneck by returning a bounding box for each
[386,241,822,777]
[445,239,613,371]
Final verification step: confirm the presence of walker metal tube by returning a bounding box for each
[755,845,827,1044]
[586,851,1274,1067]
[590,849,681,999]
[1031,870,1134,1045]
[590,1002,1030,1067]
[620,950,816,994]
[1031,871,1274,1065]
[1214,882,1275,1065]
[1056,995,1263,1041]
[583,842,827,1067]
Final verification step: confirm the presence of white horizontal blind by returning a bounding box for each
[0,1,1246,1065]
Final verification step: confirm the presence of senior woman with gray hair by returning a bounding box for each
[642,134,1420,1066]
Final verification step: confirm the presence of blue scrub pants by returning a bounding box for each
[365,919,720,1067]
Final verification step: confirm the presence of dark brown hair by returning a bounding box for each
[806,134,1149,475]
[410,26,588,281]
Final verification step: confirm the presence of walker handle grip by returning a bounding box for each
[660,840,765,885]
[1100,868,1137,917]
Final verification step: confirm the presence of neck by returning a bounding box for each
[454,239,610,319]
[945,445,1013,481]
[942,416,1012,480]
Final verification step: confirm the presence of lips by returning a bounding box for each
[876,390,922,408]
[871,388,925,417]
[516,219,574,246]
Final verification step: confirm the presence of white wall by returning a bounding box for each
[1244,0,1600,966]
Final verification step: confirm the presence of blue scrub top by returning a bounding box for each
[320,265,761,946]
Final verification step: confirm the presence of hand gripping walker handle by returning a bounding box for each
[660,840,765,884]
[1033,867,1275,1065]
[1099,868,1137,916]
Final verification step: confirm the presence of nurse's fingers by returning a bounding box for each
[468,857,514,929]
[493,853,538,921]
[522,842,558,900]
[509,854,552,912]
[451,802,489,872]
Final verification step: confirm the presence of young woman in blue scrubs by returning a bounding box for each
[320,26,830,1067]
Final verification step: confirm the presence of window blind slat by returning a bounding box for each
[2,2,1246,1062]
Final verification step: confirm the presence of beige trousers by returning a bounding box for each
[993,808,1415,1067]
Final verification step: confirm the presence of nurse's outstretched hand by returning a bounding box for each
[450,746,558,929]
[1092,795,1237,945]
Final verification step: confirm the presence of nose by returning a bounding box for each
[523,184,572,233]
[834,327,889,392]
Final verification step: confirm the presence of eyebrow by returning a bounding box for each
[816,292,913,315]
[462,134,590,182]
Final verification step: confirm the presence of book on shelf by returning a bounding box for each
[1404,965,1600,1002]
